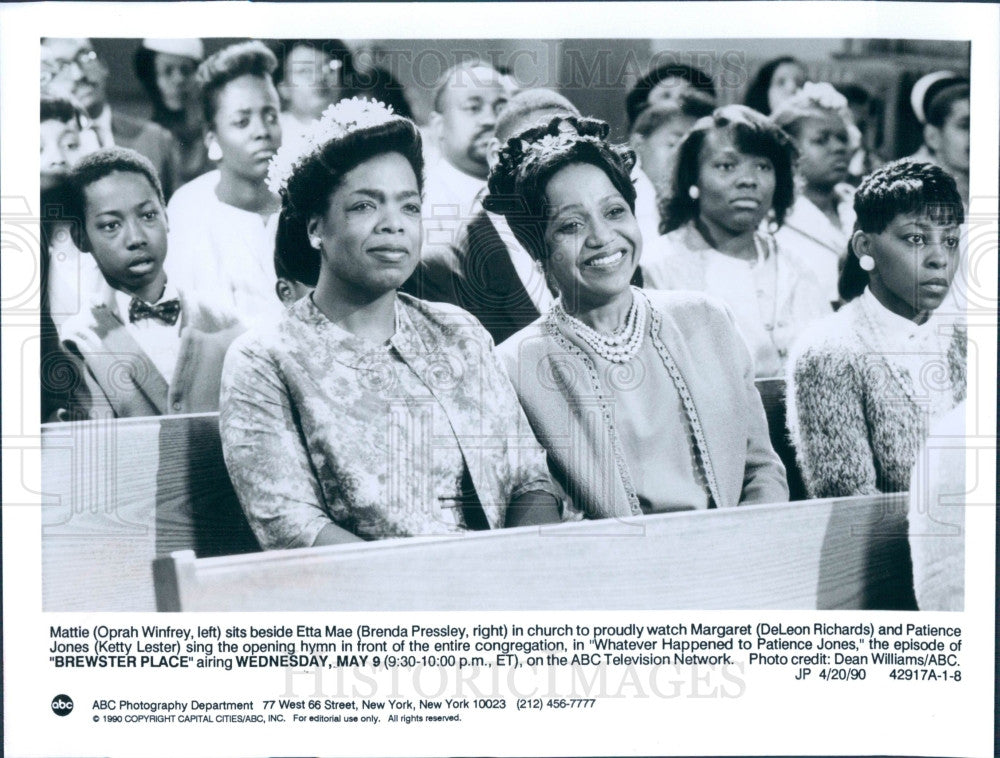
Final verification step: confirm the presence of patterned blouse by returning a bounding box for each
[220,293,555,548]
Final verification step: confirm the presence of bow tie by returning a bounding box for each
[128,297,181,326]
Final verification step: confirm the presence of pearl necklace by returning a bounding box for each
[553,292,646,364]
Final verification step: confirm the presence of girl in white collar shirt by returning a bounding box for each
[787,160,966,499]
[772,82,860,307]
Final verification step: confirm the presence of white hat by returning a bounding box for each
[909,70,961,124]
[141,38,205,61]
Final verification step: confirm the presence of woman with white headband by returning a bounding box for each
[908,71,970,208]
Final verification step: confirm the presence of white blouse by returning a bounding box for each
[775,188,856,306]
[165,170,283,330]
[643,221,832,377]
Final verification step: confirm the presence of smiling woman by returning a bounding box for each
[220,99,562,548]
[488,115,789,519]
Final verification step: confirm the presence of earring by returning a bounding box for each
[765,208,779,235]
[688,185,700,200]
[309,237,322,251]
[859,254,875,272]
[207,140,222,161]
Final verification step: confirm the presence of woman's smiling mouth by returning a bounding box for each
[584,248,629,269]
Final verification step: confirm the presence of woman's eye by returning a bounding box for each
[350,201,375,212]
[756,160,773,171]
[944,236,960,249]
[142,211,159,221]
[556,220,582,234]
[233,118,250,129]
[99,221,120,232]
[606,205,626,218]
[403,202,422,215]
[905,234,926,245]
[715,161,735,171]
[263,111,279,126]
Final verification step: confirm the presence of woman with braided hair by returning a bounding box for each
[220,99,561,549]
[787,160,966,499]
[490,115,788,520]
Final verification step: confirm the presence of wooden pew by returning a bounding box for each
[154,493,918,612]
[755,377,808,502]
[42,413,257,612]
[43,409,918,613]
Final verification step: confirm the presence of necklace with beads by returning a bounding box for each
[553,293,646,364]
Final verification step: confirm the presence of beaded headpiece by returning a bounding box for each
[266,97,398,193]
[512,121,605,179]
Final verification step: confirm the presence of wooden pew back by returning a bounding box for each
[156,493,917,611]
[42,413,257,612]
[43,406,913,612]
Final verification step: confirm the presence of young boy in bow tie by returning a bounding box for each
[58,147,243,419]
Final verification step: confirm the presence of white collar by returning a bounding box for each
[859,286,938,340]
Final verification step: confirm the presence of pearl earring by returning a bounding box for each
[688,185,700,200]
[310,237,322,251]
[859,254,875,272]
[207,140,222,161]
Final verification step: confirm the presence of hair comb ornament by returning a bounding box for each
[514,122,605,179]
[267,97,397,193]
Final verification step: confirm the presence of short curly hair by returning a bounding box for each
[64,147,165,251]
[484,115,636,263]
[275,116,424,287]
[661,104,797,234]
[839,159,964,302]
[196,40,278,125]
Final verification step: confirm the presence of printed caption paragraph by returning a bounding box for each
[50,620,966,726]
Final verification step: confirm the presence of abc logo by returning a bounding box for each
[51,694,74,716]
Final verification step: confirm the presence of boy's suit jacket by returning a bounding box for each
[60,284,244,419]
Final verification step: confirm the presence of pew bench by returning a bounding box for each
[42,413,257,612]
[154,493,917,611]
[42,408,915,613]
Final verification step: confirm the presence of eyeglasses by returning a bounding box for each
[41,49,100,87]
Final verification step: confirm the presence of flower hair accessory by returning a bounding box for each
[515,123,605,178]
[267,97,398,193]
[797,81,849,111]
[773,81,862,150]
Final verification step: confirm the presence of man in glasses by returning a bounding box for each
[41,38,181,198]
